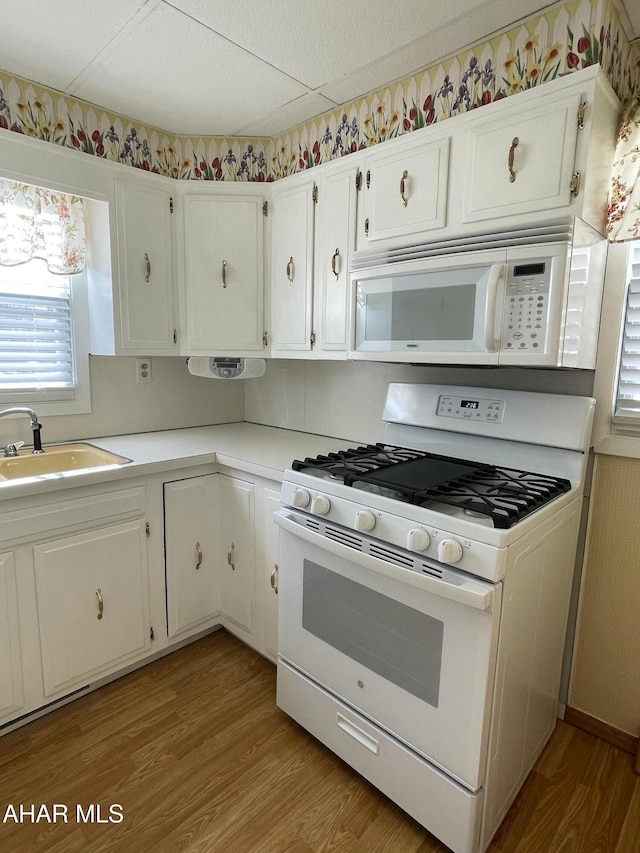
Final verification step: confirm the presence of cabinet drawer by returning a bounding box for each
[277,659,482,853]
[0,486,146,545]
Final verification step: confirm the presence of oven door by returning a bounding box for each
[275,509,502,791]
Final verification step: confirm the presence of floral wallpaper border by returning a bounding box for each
[0,0,638,183]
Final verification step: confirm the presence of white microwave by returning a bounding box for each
[350,223,607,368]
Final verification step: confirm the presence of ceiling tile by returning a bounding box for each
[72,3,309,135]
[173,0,498,89]
[0,0,149,92]
[233,92,340,137]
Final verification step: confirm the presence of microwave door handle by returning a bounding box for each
[484,264,503,353]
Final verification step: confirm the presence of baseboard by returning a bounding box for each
[565,706,639,763]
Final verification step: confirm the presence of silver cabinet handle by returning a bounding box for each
[331,248,340,279]
[270,564,279,594]
[195,541,203,570]
[144,253,151,282]
[227,542,235,570]
[286,256,294,284]
[400,170,409,206]
[95,588,104,620]
[222,259,228,288]
[508,137,519,183]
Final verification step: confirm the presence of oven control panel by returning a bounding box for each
[437,395,505,423]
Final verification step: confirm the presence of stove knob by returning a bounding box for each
[407,528,430,552]
[291,488,311,508]
[354,510,376,532]
[310,494,331,516]
[437,538,463,564]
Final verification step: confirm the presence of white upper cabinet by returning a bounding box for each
[270,175,316,355]
[451,67,620,235]
[358,132,450,248]
[182,191,266,355]
[107,176,177,354]
[314,160,361,355]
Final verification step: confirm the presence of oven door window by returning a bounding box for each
[303,560,443,707]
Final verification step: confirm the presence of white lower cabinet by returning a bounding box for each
[216,474,255,637]
[0,462,281,732]
[258,487,281,661]
[0,551,24,721]
[164,474,219,638]
[164,471,258,644]
[33,518,151,697]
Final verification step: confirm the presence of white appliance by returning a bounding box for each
[275,383,594,853]
[187,356,266,379]
[350,218,606,367]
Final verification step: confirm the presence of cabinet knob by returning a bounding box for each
[222,259,228,288]
[144,252,151,282]
[508,137,519,183]
[95,588,104,620]
[195,541,203,570]
[400,170,409,207]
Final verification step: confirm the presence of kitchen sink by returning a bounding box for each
[0,443,131,481]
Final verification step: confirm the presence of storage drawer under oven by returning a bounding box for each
[277,659,483,853]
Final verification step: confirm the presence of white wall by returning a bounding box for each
[0,356,244,448]
[244,360,595,444]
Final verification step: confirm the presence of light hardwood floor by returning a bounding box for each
[0,630,638,853]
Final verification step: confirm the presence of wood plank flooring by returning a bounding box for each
[0,630,638,853]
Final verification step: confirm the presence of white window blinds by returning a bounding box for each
[0,262,75,399]
[614,241,640,424]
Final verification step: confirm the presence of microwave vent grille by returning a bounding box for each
[351,219,574,271]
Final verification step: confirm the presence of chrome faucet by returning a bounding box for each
[0,408,44,455]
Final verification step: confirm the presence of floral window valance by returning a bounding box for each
[607,96,640,243]
[0,178,86,273]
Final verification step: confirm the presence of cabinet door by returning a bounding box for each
[164,474,219,638]
[271,179,315,354]
[0,552,23,720]
[183,194,265,354]
[112,179,177,353]
[362,135,449,246]
[260,487,281,661]
[217,475,255,636]
[315,164,359,354]
[461,93,581,224]
[34,519,150,697]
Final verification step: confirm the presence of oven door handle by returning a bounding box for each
[274,510,495,611]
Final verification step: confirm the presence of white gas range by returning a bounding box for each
[275,383,594,853]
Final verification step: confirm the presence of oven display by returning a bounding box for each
[437,394,505,423]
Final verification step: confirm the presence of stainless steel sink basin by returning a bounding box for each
[0,443,131,481]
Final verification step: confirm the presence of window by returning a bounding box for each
[0,179,90,415]
[613,240,640,430]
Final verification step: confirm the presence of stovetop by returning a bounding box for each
[292,443,571,530]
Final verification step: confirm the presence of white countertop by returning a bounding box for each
[0,422,353,502]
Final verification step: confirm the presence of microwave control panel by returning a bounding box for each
[501,259,552,352]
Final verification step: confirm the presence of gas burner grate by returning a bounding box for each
[292,443,571,529]
[417,466,571,528]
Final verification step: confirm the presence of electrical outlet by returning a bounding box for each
[136,357,152,383]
